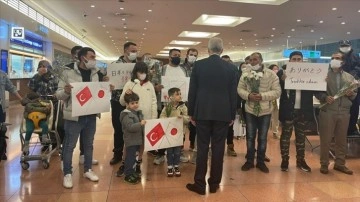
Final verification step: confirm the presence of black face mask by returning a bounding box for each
[171,57,181,65]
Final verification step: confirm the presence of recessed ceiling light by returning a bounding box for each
[125,32,127,34]
[91,5,95,8]
[319,20,324,23]
[270,34,274,37]
[145,20,149,23]
[97,16,101,19]
[320,37,324,40]
[332,7,337,10]
[125,37,128,39]
[253,33,257,36]
[178,31,219,38]
[272,27,276,30]
[142,33,145,35]
[347,31,351,34]
[141,38,144,40]
[170,40,201,45]
[256,44,259,46]
[163,46,189,50]
[159,50,168,54]
[219,0,289,5]
[148,9,152,12]
[242,42,245,45]
[109,36,112,38]
[358,9,360,12]
[240,38,243,40]
[255,39,258,41]
[270,40,273,42]
[291,28,295,31]
[341,22,346,24]
[244,47,247,49]
[144,28,147,30]
[112,40,114,41]
[299,41,302,43]
[102,25,106,27]
[310,29,314,32]
[124,26,127,29]
[120,7,124,10]
[122,18,126,21]
[296,19,301,22]
[287,36,291,38]
[106,31,109,33]
[192,14,251,27]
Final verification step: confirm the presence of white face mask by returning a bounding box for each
[330,59,342,69]
[84,58,96,69]
[138,73,146,81]
[340,47,351,53]
[187,55,197,64]
[251,64,261,71]
[128,52,137,61]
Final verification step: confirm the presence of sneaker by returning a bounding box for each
[241,162,255,171]
[264,155,270,162]
[109,155,122,165]
[124,173,140,185]
[256,163,269,173]
[189,143,195,151]
[296,159,311,172]
[180,153,189,163]
[63,174,73,188]
[281,159,289,172]
[320,165,329,174]
[273,133,280,139]
[23,143,29,155]
[79,155,99,165]
[135,160,142,175]
[153,155,165,165]
[116,164,125,177]
[227,144,237,157]
[41,134,51,144]
[167,167,174,177]
[147,150,158,157]
[174,166,181,177]
[333,165,353,175]
[83,169,99,182]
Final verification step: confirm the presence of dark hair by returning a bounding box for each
[27,92,40,100]
[289,51,303,60]
[221,55,230,59]
[268,64,279,70]
[77,47,95,61]
[168,87,180,97]
[186,48,198,55]
[71,46,82,55]
[131,62,149,82]
[38,60,50,69]
[124,93,139,104]
[332,51,345,60]
[251,52,263,62]
[245,56,250,61]
[124,42,137,51]
[282,64,287,70]
[169,49,181,56]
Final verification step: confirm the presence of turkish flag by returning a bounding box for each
[76,86,92,106]
[146,123,164,146]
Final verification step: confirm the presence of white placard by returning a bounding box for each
[11,27,24,39]
[285,62,328,91]
[144,117,183,151]
[161,76,190,102]
[71,82,110,117]
[107,63,134,89]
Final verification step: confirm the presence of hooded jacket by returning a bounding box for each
[120,109,144,147]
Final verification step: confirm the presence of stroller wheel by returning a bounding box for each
[21,162,30,170]
[42,160,50,169]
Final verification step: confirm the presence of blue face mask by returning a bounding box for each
[171,57,181,65]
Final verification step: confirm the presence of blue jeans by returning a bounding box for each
[245,113,271,164]
[124,145,140,176]
[167,146,181,167]
[63,115,96,175]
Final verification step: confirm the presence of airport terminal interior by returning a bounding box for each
[1,0,360,201]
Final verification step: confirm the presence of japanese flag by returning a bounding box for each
[71,82,110,117]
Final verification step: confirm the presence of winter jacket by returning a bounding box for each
[120,109,144,147]
[21,97,51,118]
[160,102,189,133]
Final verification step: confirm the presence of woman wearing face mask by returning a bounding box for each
[119,62,158,176]
[268,64,280,139]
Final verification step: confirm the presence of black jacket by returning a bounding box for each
[188,54,237,121]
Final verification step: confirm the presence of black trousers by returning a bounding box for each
[111,100,125,157]
[348,92,360,134]
[0,105,6,158]
[227,125,234,145]
[189,123,197,145]
[194,120,228,189]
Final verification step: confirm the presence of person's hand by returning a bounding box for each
[248,93,262,101]
[103,76,109,82]
[281,73,287,81]
[109,84,115,91]
[326,96,335,104]
[125,89,133,94]
[177,115,183,119]
[64,84,73,94]
[190,116,196,126]
[325,76,328,82]
[229,120,234,126]
[154,84,164,92]
[345,90,355,97]
[140,120,146,126]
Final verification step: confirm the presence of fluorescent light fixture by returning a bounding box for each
[159,50,169,54]
[170,40,201,45]
[178,31,219,38]
[219,0,288,5]
[156,53,169,57]
[163,46,189,50]
[193,14,251,27]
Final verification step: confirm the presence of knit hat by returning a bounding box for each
[339,40,351,47]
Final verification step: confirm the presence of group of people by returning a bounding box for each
[0,36,359,194]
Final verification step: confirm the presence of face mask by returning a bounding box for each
[144,57,151,66]
[330,59,342,69]
[340,47,351,53]
[84,57,96,69]
[138,73,146,81]
[171,57,181,65]
[187,55,197,64]
[250,64,261,71]
[128,52,137,61]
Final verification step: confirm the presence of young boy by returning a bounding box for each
[120,93,146,184]
[315,52,356,175]
[160,87,189,177]
[21,92,51,155]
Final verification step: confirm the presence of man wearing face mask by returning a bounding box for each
[110,42,138,166]
[238,52,281,173]
[315,52,355,175]
[56,47,101,188]
[338,40,360,137]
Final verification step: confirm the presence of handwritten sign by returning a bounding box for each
[285,62,328,91]
[161,76,190,102]
[107,63,134,89]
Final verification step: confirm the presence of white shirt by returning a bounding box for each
[294,90,301,109]
[165,64,186,77]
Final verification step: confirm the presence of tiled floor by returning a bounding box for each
[1,104,360,201]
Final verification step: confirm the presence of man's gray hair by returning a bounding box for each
[208,37,223,53]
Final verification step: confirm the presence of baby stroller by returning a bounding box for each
[19,96,61,170]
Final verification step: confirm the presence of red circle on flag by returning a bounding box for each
[171,128,177,135]
[98,90,105,98]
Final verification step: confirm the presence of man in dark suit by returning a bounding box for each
[186,37,237,195]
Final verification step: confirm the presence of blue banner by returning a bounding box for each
[283,49,321,59]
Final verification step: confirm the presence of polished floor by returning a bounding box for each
[1,104,360,202]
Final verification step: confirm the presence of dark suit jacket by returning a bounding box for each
[188,54,238,122]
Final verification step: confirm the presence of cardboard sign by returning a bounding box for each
[107,63,135,89]
[161,76,190,102]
